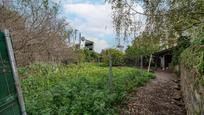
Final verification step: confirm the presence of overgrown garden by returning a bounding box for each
[20,63,155,114]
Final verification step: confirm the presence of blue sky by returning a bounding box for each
[54,0,144,52]
[55,0,115,52]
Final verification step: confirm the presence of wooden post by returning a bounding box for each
[140,55,143,69]
[148,54,153,72]
[108,54,113,90]
[161,55,165,70]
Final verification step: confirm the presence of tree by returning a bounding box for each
[76,49,99,63]
[101,49,124,66]
[125,32,160,68]
[0,0,76,66]
[172,36,191,65]
[108,0,204,71]
[107,0,204,41]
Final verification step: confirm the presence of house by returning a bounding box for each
[84,39,94,51]
[132,47,175,71]
[75,36,94,51]
[153,47,175,70]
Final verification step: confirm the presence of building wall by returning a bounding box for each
[180,65,204,115]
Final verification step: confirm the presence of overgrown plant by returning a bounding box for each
[180,34,204,74]
[101,49,125,66]
[20,63,155,114]
[172,36,191,66]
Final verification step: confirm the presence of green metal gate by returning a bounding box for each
[0,31,21,115]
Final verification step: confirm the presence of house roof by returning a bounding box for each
[153,47,176,56]
[85,40,94,44]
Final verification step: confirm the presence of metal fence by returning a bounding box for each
[0,30,26,115]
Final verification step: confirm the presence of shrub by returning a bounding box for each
[101,49,124,66]
[180,35,204,74]
[77,49,99,63]
[172,36,191,65]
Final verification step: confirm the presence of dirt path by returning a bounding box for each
[120,70,186,115]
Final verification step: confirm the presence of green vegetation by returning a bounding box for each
[180,34,204,74]
[77,49,99,63]
[180,33,204,88]
[172,36,191,66]
[101,49,125,66]
[127,33,160,57]
[125,32,160,66]
[19,63,154,115]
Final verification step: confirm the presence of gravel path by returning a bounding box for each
[120,70,186,115]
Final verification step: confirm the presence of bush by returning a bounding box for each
[180,35,204,74]
[172,36,191,65]
[76,49,99,63]
[20,63,155,115]
[101,49,124,66]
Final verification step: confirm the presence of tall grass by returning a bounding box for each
[19,63,155,115]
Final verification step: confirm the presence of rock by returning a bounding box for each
[173,79,179,83]
[174,100,185,107]
[174,85,181,90]
[173,92,182,101]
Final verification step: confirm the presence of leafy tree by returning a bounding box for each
[76,49,99,63]
[101,49,125,66]
[172,36,191,65]
[125,32,160,58]
[108,0,203,71]
[180,32,204,74]
[107,0,204,40]
[125,32,160,69]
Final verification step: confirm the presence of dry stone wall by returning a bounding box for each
[180,66,204,115]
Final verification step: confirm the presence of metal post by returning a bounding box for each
[148,54,153,72]
[4,29,27,115]
[108,54,113,90]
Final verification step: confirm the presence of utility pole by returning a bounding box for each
[79,32,81,49]
[73,29,78,44]
[73,29,78,49]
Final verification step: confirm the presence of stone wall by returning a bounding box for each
[180,65,204,115]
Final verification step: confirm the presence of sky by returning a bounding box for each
[55,0,143,52]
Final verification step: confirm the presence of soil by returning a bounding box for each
[119,70,186,115]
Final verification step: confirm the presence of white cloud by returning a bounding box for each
[63,2,144,52]
[64,3,114,37]
[52,0,61,4]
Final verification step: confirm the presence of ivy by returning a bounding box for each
[180,34,204,74]
[172,36,191,65]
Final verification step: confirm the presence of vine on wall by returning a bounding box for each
[180,33,204,86]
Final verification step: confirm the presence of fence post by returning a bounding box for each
[108,54,113,90]
[5,29,27,115]
[148,54,153,72]
[140,55,143,69]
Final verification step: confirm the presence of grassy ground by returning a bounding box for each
[19,63,155,115]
